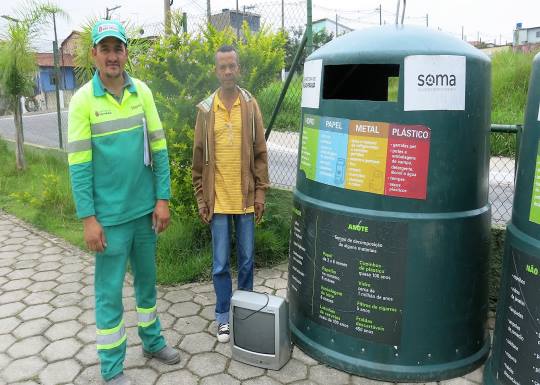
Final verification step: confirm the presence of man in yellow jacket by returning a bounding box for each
[67,20,179,385]
[192,45,269,343]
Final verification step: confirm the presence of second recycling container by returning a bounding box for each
[288,25,491,381]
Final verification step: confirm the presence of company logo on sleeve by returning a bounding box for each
[404,55,466,111]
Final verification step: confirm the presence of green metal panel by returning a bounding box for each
[484,53,540,385]
[288,25,491,381]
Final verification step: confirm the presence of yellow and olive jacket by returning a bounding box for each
[67,71,170,226]
[192,87,269,221]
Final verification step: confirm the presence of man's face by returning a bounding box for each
[215,51,240,91]
[92,36,128,79]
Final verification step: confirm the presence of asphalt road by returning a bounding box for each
[0,111,515,225]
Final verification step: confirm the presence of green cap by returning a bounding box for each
[92,19,127,46]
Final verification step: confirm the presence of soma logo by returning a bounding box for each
[417,73,457,87]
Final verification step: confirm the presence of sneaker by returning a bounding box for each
[217,323,230,343]
[105,373,132,385]
[143,345,181,365]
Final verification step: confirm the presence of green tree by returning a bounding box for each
[284,27,333,73]
[0,1,66,170]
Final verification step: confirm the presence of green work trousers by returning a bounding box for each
[94,213,166,380]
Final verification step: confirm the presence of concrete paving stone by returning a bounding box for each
[157,299,171,313]
[124,310,138,327]
[155,370,198,385]
[0,266,12,276]
[179,332,216,354]
[256,268,281,279]
[191,283,214,293]
[50,292,84,307]
[22,238,46,246]
[267,358,308,383]
[19,245,44,255]
[275,288,287,298]
[292,347,319,366]
[31,270,61,282]
[59,263,85,274]
[6,268,35,280]
[123,296,136,310]
[0,301,25,317]
[2,278,32,291]
[350,376,398,384]
[200,305,215,321]
[9,230,31,238]
[80,284,95,296]
[12,318,51,339]
[34,261,62,272]
[288,380,320,385]
[45,319,83,340]
[156,313,176,330]
[82,265,95,275]
[79,295,95,310]
[27,280,57,292]
[124,344,149,368]
[41,246,64,255]
[57,272,86,284]
[168,302,201,318]
[78,309,95,325]
[0,333,15,352]
[75,343,99,366]
[201,373,240,385]
[439,378,477,385]
[0,353,10,375]
[0,259,16,268]
[40,254,63,262]
[10,381,41,385]
[0,277,7,286]
[253,285,274,295]
[214,340,232,358]
[0,316,20,334]
[54,281,83,294]
[309,365,351,385]
[122,286,135,297]
[264,278,288,290]
[0,251,20,260]
[1,356,46,383]
[47,305,83,322]
[161,329,183,349]
[18,303,54,321]
[174,315,209,335]
[0,244,23,252]
[243,376,283,385]
[23,291,56,305]
[464,366,483,383]
[39,359,82,385]
[227,359,266,380]
[187,352,227,377]
[163,289,194,303]
[275,263,288,272]
[126,326,140,343]
[73,364,101,385]
[124,368,158,384]
[41,337,82,362]
[7,336,48,359]
[2,237,27,246]
[193,291,216,306]
[77,324,97,344]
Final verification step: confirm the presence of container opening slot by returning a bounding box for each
[323,64,400,102]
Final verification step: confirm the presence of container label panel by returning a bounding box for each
[404,55,466,111]
[530,140,540,224]
[288,201,408,346]
[301,59,323,109]
[300,114,430,200]
[496,248,540,385]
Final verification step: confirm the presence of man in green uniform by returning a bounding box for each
[67,20,179,385]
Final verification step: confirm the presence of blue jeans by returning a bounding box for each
[211,213,255,324]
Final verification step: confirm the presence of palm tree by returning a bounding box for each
[0,2,66,170]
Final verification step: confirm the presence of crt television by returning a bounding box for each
[230,290,292,370]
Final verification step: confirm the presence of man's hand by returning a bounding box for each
[83,216,107,252]
[254,202,265,224]
[198,207,210,225]
[153,200,170,234]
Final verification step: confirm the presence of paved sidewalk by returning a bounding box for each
[0,211,488,385]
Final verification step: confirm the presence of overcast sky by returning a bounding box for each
[0,0,537,52]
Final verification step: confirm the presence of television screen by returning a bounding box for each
[233,306,275,354]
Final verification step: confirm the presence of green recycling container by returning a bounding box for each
[484,53,540,385]
[288,25,491,381]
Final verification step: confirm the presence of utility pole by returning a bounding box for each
[236,0,239,40]
[378,5,382,25]
[182,12,187,33]
[307,0,312,54]
[461,25,464,40]
[425,13,428,27]
[335,13,338,37]
[207,0,211,25]
[52,12,63,149]
[243,5,255,32]
[164,0,172,35]
[105,5,121,19]
[281,0,284,31]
